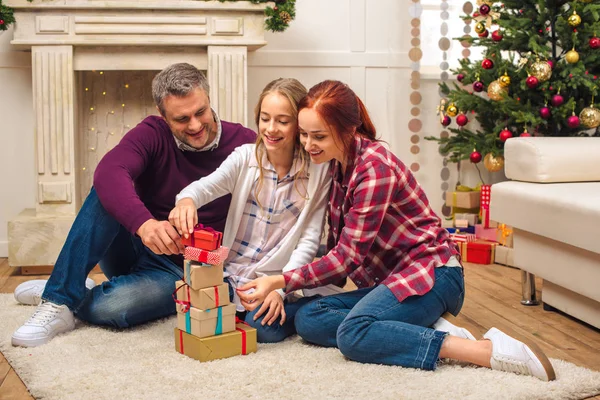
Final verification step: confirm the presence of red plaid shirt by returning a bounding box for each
[284,137,460,302]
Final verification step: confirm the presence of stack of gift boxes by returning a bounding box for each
[174,226,257,362]
[445,184,514,265]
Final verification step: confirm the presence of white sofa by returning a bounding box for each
[490,137,600,329]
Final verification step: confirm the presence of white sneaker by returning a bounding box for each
[14,278,96,306]
[484,327,556,381]
[12,301,76,347]
[433,317,476,340]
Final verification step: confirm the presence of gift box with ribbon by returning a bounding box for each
[184,246,229,266]
[445,185,481,210]
[496,223,514,248]
[176,302,236,339]
[475,223,498,242]
[174,322,257,362]
[450,232,476,243]
[181,224,223,251]
[183,260,224,290]
[174,281,230,311]
[494,245,515,267]
[459,240,497,265]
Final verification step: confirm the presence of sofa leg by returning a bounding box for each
[520,271,539,306]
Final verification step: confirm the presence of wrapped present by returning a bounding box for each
[177,302,236,338]
[174,322,257,362]
[496,223,514,248]
[184,246,229,266]
[459,240,497,265]
[450,232,476,243]
[454,213,478,226]
[480,184,492,228]
[495,245,515,267]
[174,281,230,311]
[445,187,480,209]
[183,259,224,290]
[475,224,498,242]
[446,226,475,234]
[181,225,223,251]
[455,219,470,229]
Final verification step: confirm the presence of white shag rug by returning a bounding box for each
[1,294,600,400]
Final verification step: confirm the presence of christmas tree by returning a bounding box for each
[427,0,600,172]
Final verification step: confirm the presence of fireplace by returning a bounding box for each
[6,0,269,267]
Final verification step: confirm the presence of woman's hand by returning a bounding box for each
[237,275,286,309]
[168,197,198,238]
[247,291,286,326]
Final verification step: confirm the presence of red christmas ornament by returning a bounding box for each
[499,129,513,142]
[482,59,494,69]
[479,30,489,38]
[456,114,469,126]
[551,94,564,107]
[457,73,465,82]
[539,107,551,119]
[547,60,554,69]
[526,75,539,89]
[441,115,452,127]
[479,4,491,15]
[473,81,484,92]
[491,30,503,42]
[520,131,532,137]
[590,37,600,50]
[567,115,580,128]
[0,20,4,25]
[470,151,482,163]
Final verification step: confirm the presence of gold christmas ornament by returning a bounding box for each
[487,80,508,101]
[475,22,486,35]
[579,106,600,128]
[499,73,511,87]
[566,49,580,64]
[530,60,552,82]
[446,103,458,117]
[568,11,581,27]
[484,153,505,172]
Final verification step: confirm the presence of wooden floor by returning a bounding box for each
[1,258,599,399]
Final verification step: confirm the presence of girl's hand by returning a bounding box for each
[248,291,286,326]
[237,275,286,308]
[168,198,198,238]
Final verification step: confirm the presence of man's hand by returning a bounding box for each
[244,291,286,326]
[137,219,184,255]
[168,197,198,238]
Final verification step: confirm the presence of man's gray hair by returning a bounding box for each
[152,63,210,115]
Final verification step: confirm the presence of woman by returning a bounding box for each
[169,78,343,343]
[237,80,556,381]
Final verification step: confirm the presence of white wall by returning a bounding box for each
[0,0,488,257]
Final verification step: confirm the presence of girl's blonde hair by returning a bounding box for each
[253,78,310,207]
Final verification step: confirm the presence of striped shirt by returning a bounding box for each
[284,137,460,302]
[226,152,309,290]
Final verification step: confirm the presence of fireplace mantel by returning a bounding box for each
[6,0,269,267]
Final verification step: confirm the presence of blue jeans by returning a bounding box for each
[42,188,183,328]
[225,281,318,343]
[294,266,465,371]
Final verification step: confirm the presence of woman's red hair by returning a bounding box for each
[298,80,376,161]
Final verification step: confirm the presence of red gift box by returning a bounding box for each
[460,240,496,265]
[184,246,229,265]
[181,227,223,251]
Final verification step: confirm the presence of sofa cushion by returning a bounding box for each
[490,181,600,254]
[504,137,600,183]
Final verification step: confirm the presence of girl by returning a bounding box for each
[169,78,342,343]
[237,80,556,381]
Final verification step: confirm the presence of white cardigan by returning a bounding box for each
[176,143,344,299]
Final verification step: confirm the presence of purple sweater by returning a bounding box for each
[94,115,256,236]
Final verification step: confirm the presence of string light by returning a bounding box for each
[102,91,106,96]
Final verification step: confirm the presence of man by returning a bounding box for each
[12,63,256,347]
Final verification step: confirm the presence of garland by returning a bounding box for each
[0,0,295,32]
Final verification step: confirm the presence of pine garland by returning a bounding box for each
[0,0,295,33]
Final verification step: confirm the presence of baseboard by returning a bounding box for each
[0,240,7,258]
